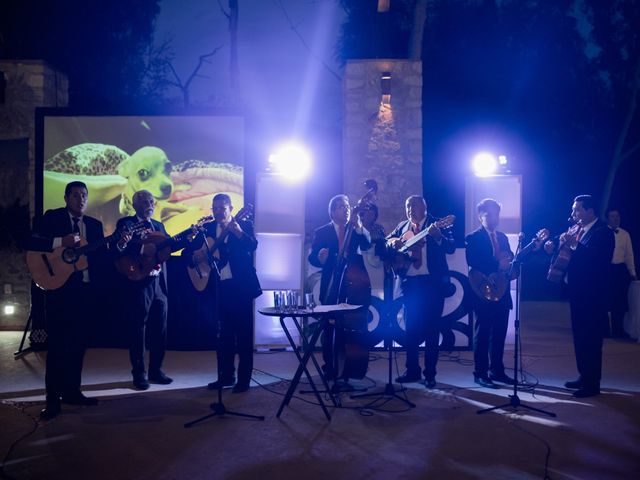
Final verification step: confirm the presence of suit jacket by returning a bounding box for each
[29,207,105,284]
[186,219,262,299]
[115,216,175,293]
[565,219,615,302]
[388,217,455,280]
[308,222,371,304]
[465,227,514,307]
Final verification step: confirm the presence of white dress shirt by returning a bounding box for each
[611,226,636,277]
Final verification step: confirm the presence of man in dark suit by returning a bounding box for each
[308,194,371,381]
[387,195,455,389]
[185,193,261,393]
[545,195,615,398]
[116,189,181,390]
[465,198,515,389]
[29,181,103,419]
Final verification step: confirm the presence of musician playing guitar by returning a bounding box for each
[544,195,614,398]
[386,195,455,389]
[115,189,187,390]
[465,198,516,389]
[308,194,371,382]
[28,181,104,419]
[182,193,262,393]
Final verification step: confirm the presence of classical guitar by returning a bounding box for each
[469,228,549,301]
[388,214,456,277]
[115,216,213,282]
[27,221,147,291]
[547,224,581,283]
[186,205,253,291]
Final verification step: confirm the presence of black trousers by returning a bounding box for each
[125,276,168,375]
[402,275,444,380]
[217,279,254,384]
[472,295,510,378]
[570,297,607,388]
[609,263,631,336]
[44,274,92,400]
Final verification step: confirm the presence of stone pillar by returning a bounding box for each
[0,60,68,328]
[343,59,422,233]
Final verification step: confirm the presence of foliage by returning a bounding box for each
[0,0,165,108]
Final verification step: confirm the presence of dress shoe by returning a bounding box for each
[148,370,173,385]
[232,383,250,394]
[564,379,582,389]
[207,378,235,390]
[39,401,61,420]
[395,371,422,383]
[424,378,437,389]
[61,392,98,406]
[474,375,499,389]
[133,374,150,390]
[489,372,516,385]
[573,387,600,398]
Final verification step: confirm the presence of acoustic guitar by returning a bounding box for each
[469,228,549,301]
[547,224,580,283]
[388,215,456,277]
[185,205,253,291]
[115,216,213,281]
[27,221,147,291]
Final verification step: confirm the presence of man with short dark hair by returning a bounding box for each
[465,198,515,389]
[185,193,262,393]
[29,181,104,419]
[546,195,615,398]
[387,195,455,389]
[308,194,371,381]
[606,209,636,338]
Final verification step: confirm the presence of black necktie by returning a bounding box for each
[614,229,619,234]
[72,217,80,234]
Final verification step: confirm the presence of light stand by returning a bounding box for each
[477,236,556,417]
[185,238,264,428]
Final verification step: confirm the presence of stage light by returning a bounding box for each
[268,143,312,181]
[498,154,508,166]
[3,304,15,315]
[472,152,498,177]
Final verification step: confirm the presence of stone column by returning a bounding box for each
[0,60,68,328]
[343,59,422,233]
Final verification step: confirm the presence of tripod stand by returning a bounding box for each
[184,231,264,428]
[351,263,415,408]
[477,236,555,417]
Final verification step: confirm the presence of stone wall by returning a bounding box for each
[343,59,423,233]
[0,60,68,329]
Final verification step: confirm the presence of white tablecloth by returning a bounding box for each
[624,280,640,342]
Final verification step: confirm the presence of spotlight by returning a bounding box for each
[472,152,498,177]
[268,143,312,181]
[3,304,15,315]
[498,154,508,166]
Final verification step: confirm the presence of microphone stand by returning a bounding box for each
[351,252,415,408]
[477,234,556,417]
[185,225,264,427]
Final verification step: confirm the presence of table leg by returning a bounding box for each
[290,317,339,407]
[276,316,331,421]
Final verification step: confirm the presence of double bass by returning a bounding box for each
[323,179,378,380]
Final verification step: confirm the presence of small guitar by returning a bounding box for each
[186,205,253,291]
[469,228,549,301]
[547,224,580,283]
[27,221,147,291]
[115,216,213,282]
[388,215,456,277]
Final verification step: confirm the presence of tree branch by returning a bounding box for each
[217,0,230,20]
[275,0,342,82]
